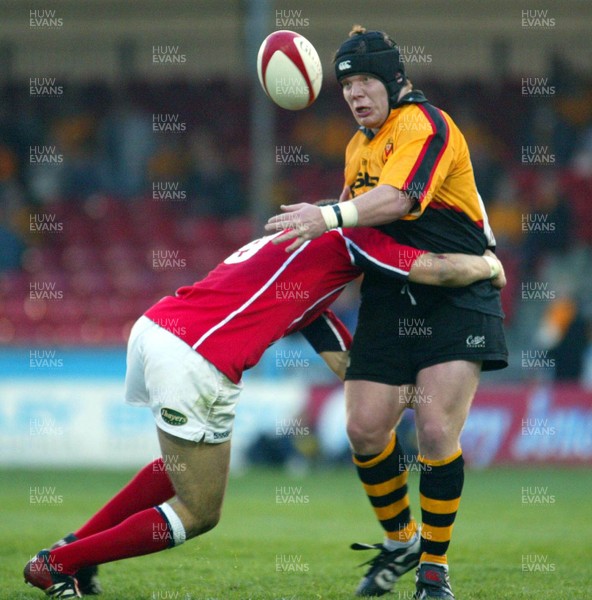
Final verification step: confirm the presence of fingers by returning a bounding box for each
[279,203,308,212]
[264,219,293,232]
[483,249,506,289]
[491,265,507,289]
[271,229,300,245]
[265,203,322,252]
[484,251,506,289]
[285,236,307,253]
[272,228,309,252]
[265,219,291,232]
[265,204,308,232]
[491,276,506,289]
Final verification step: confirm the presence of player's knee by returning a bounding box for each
[346,417,370,449]
[346,418,391,455]
[197,508,221,535]
[416,419,457,454]
[174,498,222,539]
[184,508,221,538]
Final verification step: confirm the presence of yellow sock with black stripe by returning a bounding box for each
[353,433,418,543]
[418,449,464,566]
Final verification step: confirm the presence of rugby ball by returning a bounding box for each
[257,30,322,110]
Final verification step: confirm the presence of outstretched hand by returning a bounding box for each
[265,203,327,252]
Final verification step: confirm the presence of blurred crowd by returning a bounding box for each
[1,73,592,385]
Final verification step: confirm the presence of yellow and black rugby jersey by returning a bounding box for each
[343,90,502,317]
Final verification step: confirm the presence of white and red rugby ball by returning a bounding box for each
[257,30,323,110]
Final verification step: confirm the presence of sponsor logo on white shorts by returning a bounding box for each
[466,335,486,348]
[213,430,231,440]
[160,407,188,426]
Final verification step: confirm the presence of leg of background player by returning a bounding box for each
[412,360,481,598]
[46,428,231,574]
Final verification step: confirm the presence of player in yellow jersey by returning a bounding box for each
[267,26,508,599]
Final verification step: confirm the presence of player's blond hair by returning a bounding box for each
[347,25,395,48]
[349,24,367,37]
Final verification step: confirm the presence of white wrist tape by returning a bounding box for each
[319,205,339,230]
[319,203,359,231]
[483,255,501,279]
[339,201,359,227]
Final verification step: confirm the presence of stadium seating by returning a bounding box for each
[1,78,590,350]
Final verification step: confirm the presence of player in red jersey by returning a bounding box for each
[24,226,504,598]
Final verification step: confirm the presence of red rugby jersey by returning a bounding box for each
[145,227,424,383]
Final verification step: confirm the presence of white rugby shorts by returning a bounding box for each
[125,316,242,443]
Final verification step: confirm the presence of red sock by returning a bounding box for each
[52,507,175,574]
[75,459,175,539]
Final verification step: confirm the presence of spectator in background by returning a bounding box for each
[520,171,572,279]
[0,144,26,212]
[535,295,588,382]
[26,118,65,205]
[25,102,103,205]
[0,90,44,181]
[0,145,27,271]
[487,173,525,249]
[580,307,592,390]
[548,53,592,167]
[291,108,353,168]
[453,102,506,201]
[101,97,156,198]
[54,113,103,200]
[570,84,592,178]
[551,304,588,381]
[0,204,26,272]
[147,140,190,191]
[186,129,246,217]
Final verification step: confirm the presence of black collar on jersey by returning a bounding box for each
[358,89,429,139]
[359,126,375,140]
[392,89,428,107]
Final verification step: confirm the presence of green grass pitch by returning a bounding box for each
[2,466,591,599]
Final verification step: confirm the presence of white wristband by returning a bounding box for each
[319,203,359,230]
[339,201,359,227]
[319,205,339,230]
[483,255,500,279]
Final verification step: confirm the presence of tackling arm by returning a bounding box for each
[342,227,506,289]
[409,249,506,289]
[298,309,352,380]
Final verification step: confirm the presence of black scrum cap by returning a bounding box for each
[334,29,406,107]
